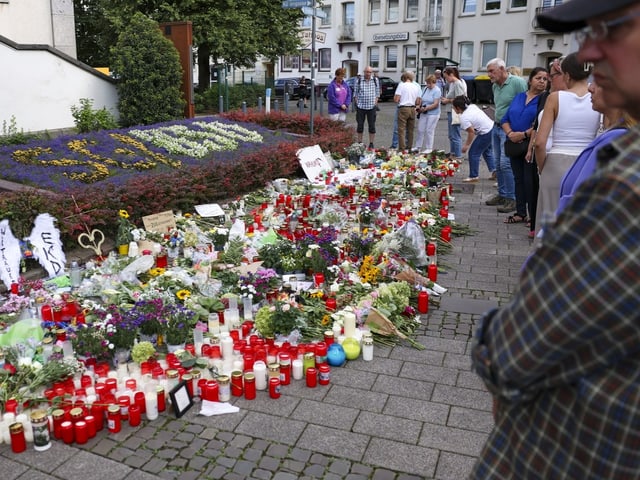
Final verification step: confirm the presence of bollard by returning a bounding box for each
[257,97,263,113]
[219,95,224,113]
[242,101,247,114]
[284,93,289,114]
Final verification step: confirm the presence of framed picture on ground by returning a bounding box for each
[169,380,193,418]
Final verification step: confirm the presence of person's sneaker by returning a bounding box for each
[368,143,374,149]
[462,177,479,182]
[497,199,516,213]
[485,195,504,206]
[421,149,432,154]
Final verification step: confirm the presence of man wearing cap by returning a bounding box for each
[470,1,640,478]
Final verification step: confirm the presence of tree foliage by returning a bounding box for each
[74,0,303,71]
[110,12,185,126]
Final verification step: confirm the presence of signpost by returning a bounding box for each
[281,0,321,135]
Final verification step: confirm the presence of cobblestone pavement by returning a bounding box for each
[0,103,533,479]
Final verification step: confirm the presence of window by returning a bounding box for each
[542,0,563,7]
[462,0,476,14]
[406,0,419,20]
[281,55,294,72]
[368,46,380,69]
[387,0,399,22]
[481,42,498,68]
[510,0,527,7]
[405,45,417,70]
[301,14,311,28]
[320,5,331,26]
[343,2,355,25]
[385,46,398,69]
[369,0,380,23]
[428,0,443,30]
[505,41,523,67]
[319,48,332,70]
[485,0,500,11]
[459,42,474,70]
[301,49,311,71]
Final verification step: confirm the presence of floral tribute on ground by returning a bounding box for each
[0,147,472,449]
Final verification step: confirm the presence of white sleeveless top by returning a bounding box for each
[550,91,600,155]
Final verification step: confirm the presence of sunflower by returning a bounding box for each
[118,209,130,219]
[176,289,191,301]
[321,314,332,326]
[149,267,166,277]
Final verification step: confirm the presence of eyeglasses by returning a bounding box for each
[575,10,640,46]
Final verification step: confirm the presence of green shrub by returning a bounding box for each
[0,116,39,146]
[110,13,185,127]
[70,98,118,133]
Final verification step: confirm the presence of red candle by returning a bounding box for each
[10,423,27,453]
[84,415,97,438]
[306,368,318,388]
[10,283,20,295]
[318,364,331,386]
[157,386,166,412]
[325,297,337,311]
[107,405,121,434]
[61,420,74,444]
[128,404,141,427]
[441,225,452,243]
[418,291,429,314]
[428,264,438,282]
[74,420,88,444]
[269,377,281,399]
[244,373,256,400]
[313,272,325,288]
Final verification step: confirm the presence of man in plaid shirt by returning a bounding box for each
[354,67,381,149]
[471,0,640,478]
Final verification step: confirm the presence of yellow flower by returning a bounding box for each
[149,267,165,277]
[176,289,191,301]
[321,314,331,326]
[118,209,130,219]
[310,291,324,299]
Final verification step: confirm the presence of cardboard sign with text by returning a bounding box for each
[297,145,333,183]
[142,210,176,234]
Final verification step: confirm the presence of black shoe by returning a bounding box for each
[304,105,308,108]
[368,143,374,149]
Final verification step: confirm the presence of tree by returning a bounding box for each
[74,0,304,88]
[110,12,185,126]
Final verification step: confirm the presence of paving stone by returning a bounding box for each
[217,456,237,468]
[266,443,289,458]
[371,373,435,401]
[143,458,168,474]
[351,463,374,476]
[418,423,489,457]
[329,458,352,475]
[323,384,388,413]
[431,384,492,411]
[233,459,256,476]
[187,455,210,471]
[448,405,494,434]
[176,471,201,480]
[364,438,438,478]
[383,395,450,424]
[290,398,360,430]
[297,425,369,461]
[352,411,422,444]
[271,473,298,480]
[281,458,305,473]
[242,447,264,462]
[258,456,281,471]
[251,468,274,480]
[50,450,133,480]
[435,451,479,480]
[371,468,398,480]
[303,463,327,477]
[235,412,306,446]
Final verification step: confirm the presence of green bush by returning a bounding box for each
[110,13,185,127]
[0,116,39,146]
[70,98,118,133]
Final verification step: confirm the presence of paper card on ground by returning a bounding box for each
[142,210,176,233]
[297,145,333,183]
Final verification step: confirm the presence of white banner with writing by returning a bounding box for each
[0,219,21,289]
[27,213,66,278]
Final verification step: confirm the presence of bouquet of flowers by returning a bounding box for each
[254,299,304,338]
[116,209,134,246]
[70,322,110,361]
[161,304,197,345]
[238,268,280,303]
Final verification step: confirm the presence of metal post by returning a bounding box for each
[219,95,224,113]
[242,101,247,114]
[224,64,229,112]
[310,2,316,136]
[257,97,263,113]
[284,93,289,114]
[274,99,280,112]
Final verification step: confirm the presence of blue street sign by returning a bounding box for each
[282,0,312,8]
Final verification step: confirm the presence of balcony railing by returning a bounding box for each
[338,23,356,41]
[423,15,442,34]
[533,6,555,29]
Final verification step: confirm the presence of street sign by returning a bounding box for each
[301,6,327,18]
[282,0,312,8]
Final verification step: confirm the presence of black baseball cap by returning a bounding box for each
[537,0,639,32]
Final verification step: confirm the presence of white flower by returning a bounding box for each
[32,361,43,371]
[282,303,290,312]
[18,357,32,368]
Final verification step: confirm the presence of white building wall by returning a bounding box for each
[0,42,118,132]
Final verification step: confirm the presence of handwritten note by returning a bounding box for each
[142,210,176,233]
[297,145,333,183]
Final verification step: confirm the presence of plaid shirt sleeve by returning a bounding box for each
[471,127,640,479]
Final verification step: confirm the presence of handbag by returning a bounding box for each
[450,109,461,125]
[504,138,528,158]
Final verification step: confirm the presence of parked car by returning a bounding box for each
[335,76,397,102]
[274,78,299,99]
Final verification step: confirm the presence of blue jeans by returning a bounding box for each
[468,132,494,178]
[447,112,462,157]
[491,126,515,200]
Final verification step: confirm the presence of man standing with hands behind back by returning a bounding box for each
[354,66,380,149]
[469,0,640,478]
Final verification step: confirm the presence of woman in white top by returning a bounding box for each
[413,74,442,154]
[534,53,600,233]
[440,67,467,160]
[453,96,495,182]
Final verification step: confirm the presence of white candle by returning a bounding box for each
[208,313,220,335]
[253,361,267,390]
[292,359,303,380]
[332,322,341,341]
[242,296,253,321]
[145,392,158,420]
[343,312,357,338]
[221,336,234,360]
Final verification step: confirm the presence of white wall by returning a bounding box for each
[0,40,119,132]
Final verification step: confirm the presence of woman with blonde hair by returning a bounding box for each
[533,53,600,233]
[412,74,442,154]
